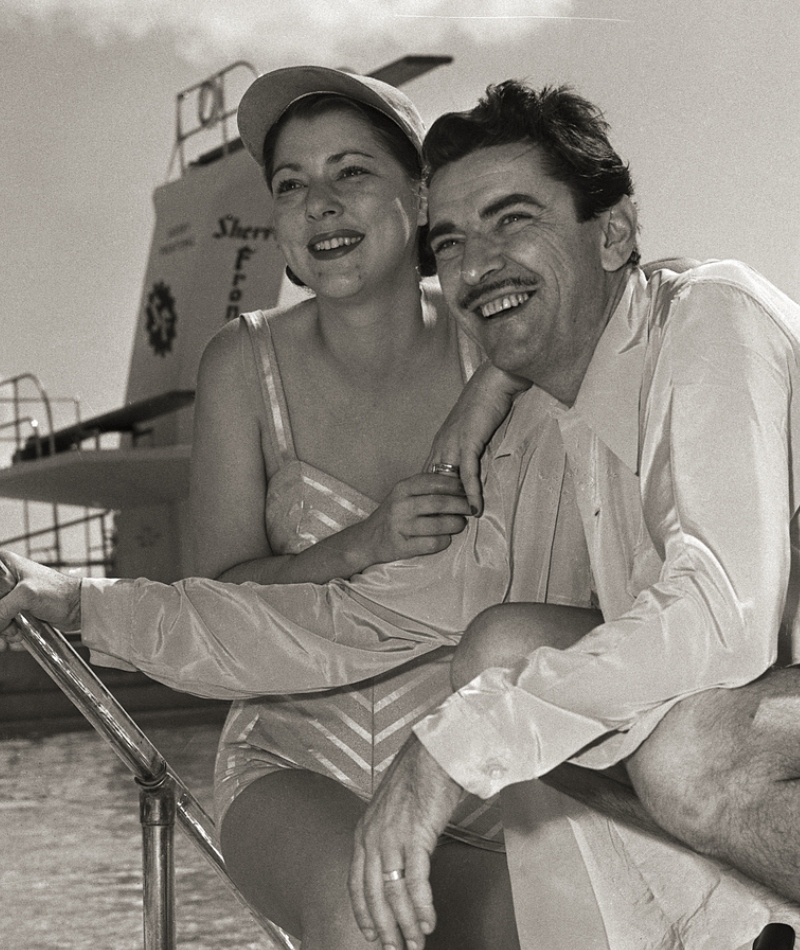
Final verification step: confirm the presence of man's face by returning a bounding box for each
[428,142,615,396]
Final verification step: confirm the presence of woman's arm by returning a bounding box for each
[189,319,274,579]
[189,321,472,586]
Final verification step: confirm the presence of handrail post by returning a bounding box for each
[0,561,295,949]
[139,766,177,950]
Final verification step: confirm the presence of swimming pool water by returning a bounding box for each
[0,720,289,949]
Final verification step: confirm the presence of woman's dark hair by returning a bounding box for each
[424,81,639,263]
[263,93,436,280]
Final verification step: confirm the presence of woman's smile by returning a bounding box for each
[307,229,365,259]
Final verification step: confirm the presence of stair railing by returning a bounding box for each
[0,373,113,575]
[0,560,294,950]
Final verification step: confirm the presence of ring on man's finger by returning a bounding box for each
[430,462,460,477]
[382,868,406,883]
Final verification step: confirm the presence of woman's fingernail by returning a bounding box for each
[470,505,478,515]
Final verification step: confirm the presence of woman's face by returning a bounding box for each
[269,109,425,302]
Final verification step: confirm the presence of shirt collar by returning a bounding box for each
[567,268,649,473]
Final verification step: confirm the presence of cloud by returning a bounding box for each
[2,0,578,67]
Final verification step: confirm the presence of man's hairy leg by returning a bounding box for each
[456,604,800,904]
[626,667,800,904]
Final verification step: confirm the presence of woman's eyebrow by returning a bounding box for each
[272,150,377,180]
[325,149,376,164]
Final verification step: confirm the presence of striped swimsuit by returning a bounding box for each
[213,310,503,850]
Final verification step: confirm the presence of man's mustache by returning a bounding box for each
[458,277,537,312]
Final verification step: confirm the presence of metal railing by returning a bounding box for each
[0,509,114,572]
[0,373,115,575]
[172,61,258,176]
[0,372,59,459]
[0,560,294,950]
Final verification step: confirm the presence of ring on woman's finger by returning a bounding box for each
[382,868,406,883]
[430,462,460,477]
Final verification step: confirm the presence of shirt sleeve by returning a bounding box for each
[415,277,795,798]
[80,461,511,700]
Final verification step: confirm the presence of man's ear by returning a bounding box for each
[416,182,429,228]
[599,195,637,271]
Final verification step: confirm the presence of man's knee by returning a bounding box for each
[452,604,532,691]
[451,603,600,691]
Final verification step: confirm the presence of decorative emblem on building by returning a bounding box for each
[145,281,177,356]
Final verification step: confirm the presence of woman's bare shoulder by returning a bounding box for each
[200,299,314,364]
[195,317,241,382]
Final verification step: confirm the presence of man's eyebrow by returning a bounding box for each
[480,192,546,219]
[428,192,546,244]
[272,150,376,179]
[428,220,458,244]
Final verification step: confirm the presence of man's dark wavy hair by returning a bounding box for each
[425,81,638,253]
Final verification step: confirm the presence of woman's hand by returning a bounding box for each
[0,551,82,635]
[425,363,531,516]
[352,472,473,568]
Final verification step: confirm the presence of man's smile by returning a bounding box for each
[477,291,533,319]
[459,278,539,320]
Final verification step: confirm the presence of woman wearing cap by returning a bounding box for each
[187,67,517,949]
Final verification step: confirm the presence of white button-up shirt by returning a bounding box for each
[77,260,800,943]
[81,261,800,803]
[416,261,800,798]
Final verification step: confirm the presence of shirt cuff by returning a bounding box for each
[80,577,136,672]
[414,688,519,799]
[414,664,615,798]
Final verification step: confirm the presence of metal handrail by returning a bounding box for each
[1,510,109,548]
[0,561,294,949]
[0,373,59,459]
[0,376,115,576]
[173,61,258,175]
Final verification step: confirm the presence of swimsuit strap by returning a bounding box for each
[240,310,297,467]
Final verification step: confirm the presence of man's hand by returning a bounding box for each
[0,550,82,635]
[425,362,530,516]
[348,735,463,950]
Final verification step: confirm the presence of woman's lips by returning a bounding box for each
[307,230,364,260]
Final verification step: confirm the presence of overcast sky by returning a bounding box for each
[2,0,798,425]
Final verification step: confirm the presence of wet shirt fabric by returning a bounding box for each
[81,382,592,695]
[414,261,800,797]
[79,262,800,946]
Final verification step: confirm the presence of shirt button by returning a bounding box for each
[485,760,506,780]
